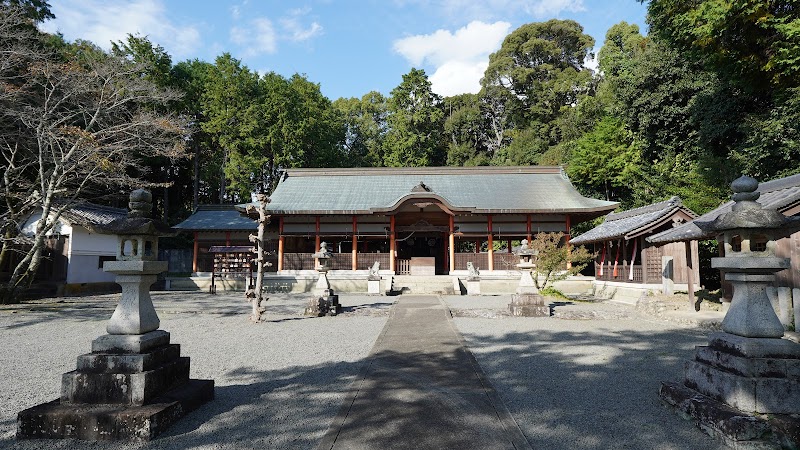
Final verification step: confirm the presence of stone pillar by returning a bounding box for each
[17,190,214,442]
[508,242,548,316]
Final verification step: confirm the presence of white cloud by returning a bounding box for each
[230,18,277,56]
[393,21,510,96]
[280,7,323,42]
[584,51,599,74]
[40,0,201,60]
[396,0,585,20]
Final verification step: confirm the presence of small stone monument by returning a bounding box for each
[367,261,382,295]
[508,239,548,316]
[659,176,800,448]
[305,242,340,316]
[17,189,214,441]
[466,262,481,296]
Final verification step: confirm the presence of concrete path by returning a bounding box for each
[318,295,531,450]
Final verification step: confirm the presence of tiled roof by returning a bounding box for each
[571,197,697,245]
[253,166,618,217]
[59,202,128,229]
[648,173,800,243]
[173,205,256,231]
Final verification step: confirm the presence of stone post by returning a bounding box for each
[661,255,674,295]
[659,176,800,448]
[17,190,214,441]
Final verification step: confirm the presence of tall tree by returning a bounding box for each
[383,68,445,167]
[0,7,188,300]
[333,91,388,167]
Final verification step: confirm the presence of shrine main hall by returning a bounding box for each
[242,166,617,277]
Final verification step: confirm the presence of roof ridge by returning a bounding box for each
[758,172,800,193]
[606,196,682,221]
[285,166,564,177]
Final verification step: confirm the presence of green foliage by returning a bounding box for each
[567,116,641,201]
[1,0,53,22]
[333,91,388,167]
[530,232,594,291]
[383,68,445,167]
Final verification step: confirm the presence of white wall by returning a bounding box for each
[66,226,117,284]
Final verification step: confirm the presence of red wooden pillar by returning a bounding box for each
[315,216,321,251]
[352,216,358,271]
[192,231,199,273]
[565,214,572,269]
[389,216,396,272]
[487,214,494,271]
[225,231,231,246]
[526,214,532,242]
[507,239,512,253]
[277,217,284,272]
[448,215,455,273]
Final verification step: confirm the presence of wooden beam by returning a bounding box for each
[526,214,532,242]
[488,214,494,271]
[565,214,572,269]
[192,231,199,273]
[449,215,455,273]
[352,216,357,271]
[278,217,284,272]
[686,240,696,307]
[390,216,396,272]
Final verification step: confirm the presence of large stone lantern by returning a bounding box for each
[305,242,340,316]
[508,239,548,316]
[17,190,214,441]
[659,176,800,448]
[710,176,790,338]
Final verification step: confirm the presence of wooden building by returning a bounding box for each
[172,205,270,273]
[255,166,618,275]
[648,174,800,296]
[570,197,700,287]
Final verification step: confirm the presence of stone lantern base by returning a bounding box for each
[17,330,214,441]
[508,269,549,316]
[659,332,800,448]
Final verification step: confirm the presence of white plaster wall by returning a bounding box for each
[66,226,117,284]
[21,213,72,237]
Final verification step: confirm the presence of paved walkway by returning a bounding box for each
[318,295,531,450]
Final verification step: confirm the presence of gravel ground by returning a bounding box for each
[0,292,391,450]
[444,295,726,450]
[2,292,725,449]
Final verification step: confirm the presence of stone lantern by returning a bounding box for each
[17,190,214,441]
[659,176,800,448]
[305,242,340,316]
[508,239,548,316]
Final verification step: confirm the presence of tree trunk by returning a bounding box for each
[246,193,270,322]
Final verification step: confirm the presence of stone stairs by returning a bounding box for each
[390,275,456,295]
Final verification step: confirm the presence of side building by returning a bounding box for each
[570,196,700,300]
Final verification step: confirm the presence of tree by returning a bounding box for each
[482,20,595,129]
[1,0,53,23]
[0,7,188,301]
[333,91,388,167]
[530,232,593,291]
[383,68,445,167]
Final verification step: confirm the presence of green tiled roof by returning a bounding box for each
[174,205,256,231]
[260,166,617,217]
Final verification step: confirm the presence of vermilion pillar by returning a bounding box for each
[277,217,284,272]
[389,216,396,272]
[448,215,455,273]
[526,214,532,242]
[487,214,494,271]
[565,214,572,269]
[225,231,231,246]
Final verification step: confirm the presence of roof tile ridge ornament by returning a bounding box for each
[411,181,431,193]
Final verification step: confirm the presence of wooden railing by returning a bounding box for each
[397,259,411,275]
[493,253,518,270]
[358,253,391,270]
[283,253,315,270]
[453,253,489,271]
[594,264,644,283]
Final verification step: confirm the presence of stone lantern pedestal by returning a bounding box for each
[509,241,548,316]
[466,262,481,296]
[660,177,800,448]
[17,190,213,441]
[305,242,340,316]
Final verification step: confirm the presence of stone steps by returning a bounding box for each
[391,275,456,295]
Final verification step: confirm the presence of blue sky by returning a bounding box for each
[42,0,648,100]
